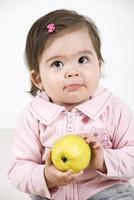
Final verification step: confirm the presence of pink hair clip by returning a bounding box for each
[47,23,56,33]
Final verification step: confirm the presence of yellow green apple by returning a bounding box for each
[51,134,91,172]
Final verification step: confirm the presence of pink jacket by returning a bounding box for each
[8,87,134,200]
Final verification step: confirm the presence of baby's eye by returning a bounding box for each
[51,61,64,68]
[78,56,88,64]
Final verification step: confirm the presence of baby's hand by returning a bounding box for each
[81,134,107,173]
[44,151,83,188]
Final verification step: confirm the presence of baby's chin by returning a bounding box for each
[52,94,91,108]
[67,94,91,103]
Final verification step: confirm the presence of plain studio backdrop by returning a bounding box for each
[0,0,134,199]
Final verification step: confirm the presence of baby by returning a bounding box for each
[8,9,134,200]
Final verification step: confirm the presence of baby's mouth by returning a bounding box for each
[64,84,83,91]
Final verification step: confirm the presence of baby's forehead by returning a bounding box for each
[40,28,95,62]
[37,23,101,65]
[44,26,92,49]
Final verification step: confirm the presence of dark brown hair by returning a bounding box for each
[25,9,104,96]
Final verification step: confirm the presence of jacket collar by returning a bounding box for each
[29,92,65,125]
[76,87,112,119]
[29,86,112,124]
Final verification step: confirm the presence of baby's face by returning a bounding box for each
[35,27,100,109]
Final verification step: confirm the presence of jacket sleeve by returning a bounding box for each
[7,108,51,199]
[103,98,134,179]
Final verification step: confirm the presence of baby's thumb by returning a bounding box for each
[45,150,53,166]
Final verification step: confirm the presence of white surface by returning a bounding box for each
[0,0,134,129]
[0,113,20,129]
[0,129,30,200]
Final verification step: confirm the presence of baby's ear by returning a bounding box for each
[30,70,42,90]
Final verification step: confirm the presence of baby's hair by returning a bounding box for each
[25,9,104,96]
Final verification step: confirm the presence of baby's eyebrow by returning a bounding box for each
[46,55,64,63]
[76,50,93,56]
[46,50,93,63]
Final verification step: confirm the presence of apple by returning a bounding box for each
[51,134,91,172]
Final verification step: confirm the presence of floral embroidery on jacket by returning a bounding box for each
[91,127,112,148]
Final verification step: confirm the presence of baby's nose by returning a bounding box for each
[65,70,80,78]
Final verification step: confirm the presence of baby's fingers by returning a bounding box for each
[45,151,53,166]
[92,143,101,149]
[64,169,83,180]
[85,136,97,144]
[80,133,89,139]
[72,170,84,179]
